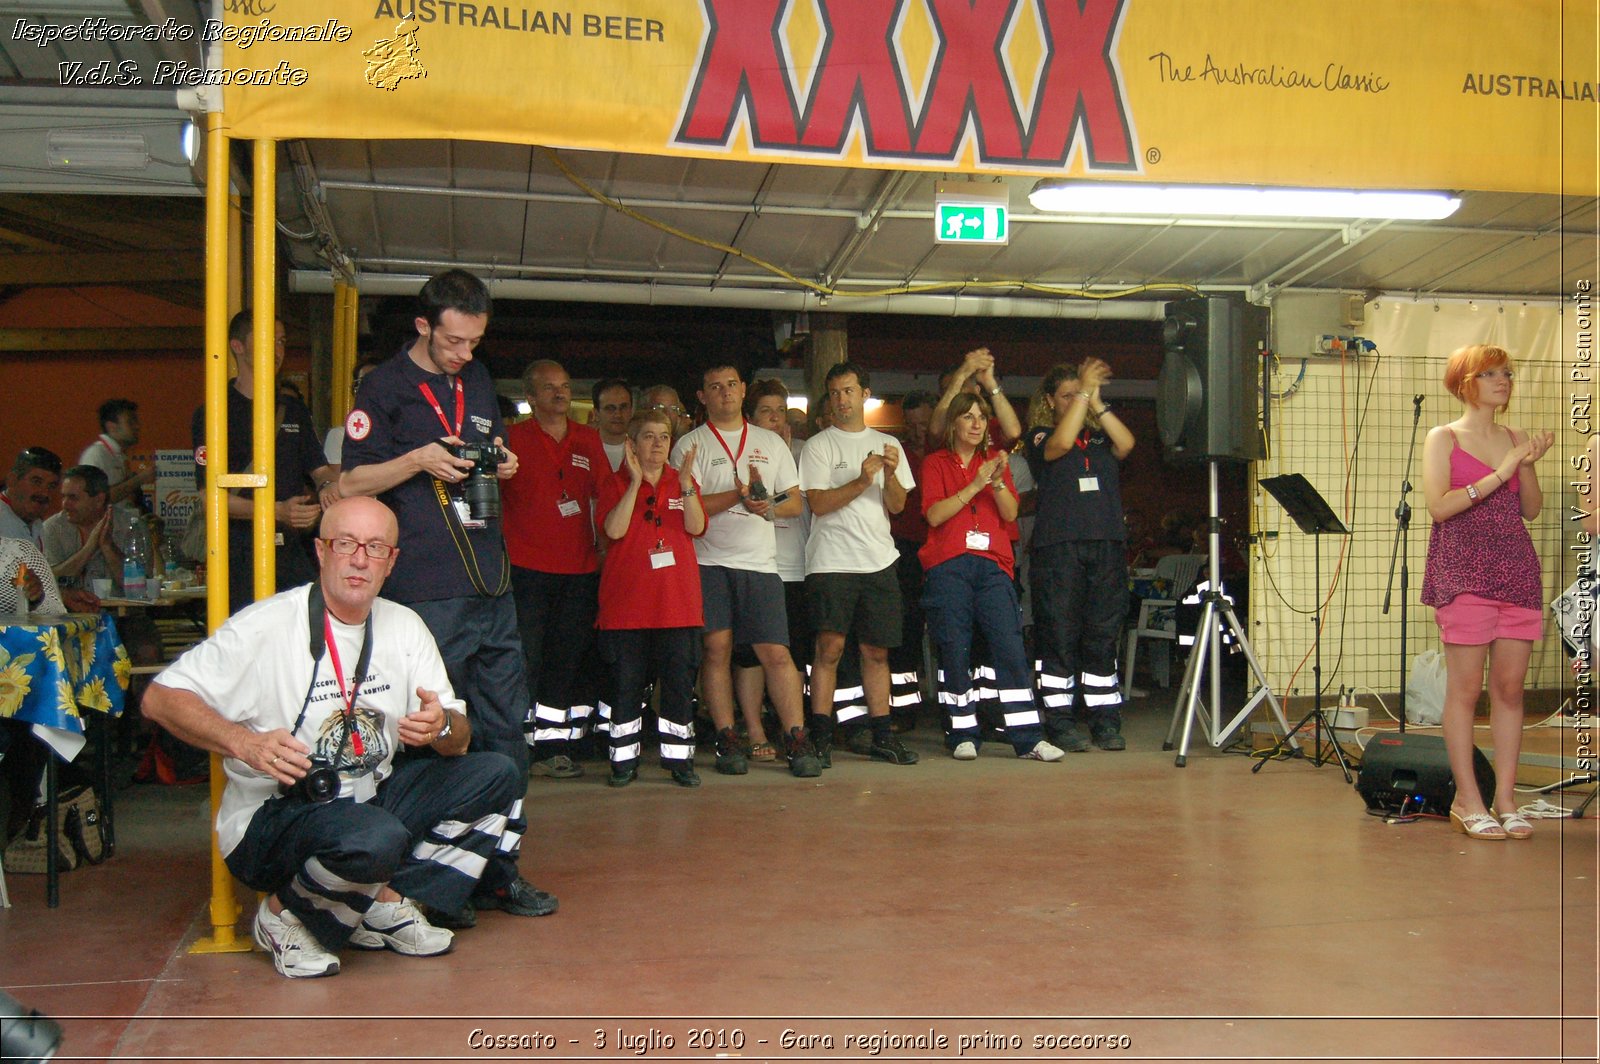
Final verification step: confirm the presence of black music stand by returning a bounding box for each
[1254,473,1354,781]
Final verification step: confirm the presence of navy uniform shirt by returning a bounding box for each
[1026,425,1126,548]
[341,347,509,603]
[191,384,328,608]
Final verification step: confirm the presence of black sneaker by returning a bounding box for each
[845,728,874,755]
[473,876,559,917]
[423,903,477,930]
[670,765,702,788]
[1049,720,1092,753]
[714,727,748,775]
[783,727,822,778]
[608,766,637,788]
[1091,727,1127,751]
[869,734,920,765]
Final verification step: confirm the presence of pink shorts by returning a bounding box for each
[1435,593,1544,644]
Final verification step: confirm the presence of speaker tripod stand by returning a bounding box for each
[1165,461,1295,765]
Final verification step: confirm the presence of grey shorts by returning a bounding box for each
[699,565,790,646]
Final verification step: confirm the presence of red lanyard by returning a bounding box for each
[322,614,366,757]
[1076,432,1092,472]
[711,421,748,469]
[417,377,465,438]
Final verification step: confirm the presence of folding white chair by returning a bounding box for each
[1123,553,1207,690]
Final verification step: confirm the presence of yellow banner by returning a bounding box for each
[211,0,1597,195]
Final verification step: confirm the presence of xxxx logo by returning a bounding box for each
[674,0,1136,171]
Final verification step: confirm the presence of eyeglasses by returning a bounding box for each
[1475,369,1514,381]
[650,403,684,415]
[599,403,631,413]
[320,536,396,559]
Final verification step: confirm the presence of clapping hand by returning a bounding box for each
[622,439,643,483]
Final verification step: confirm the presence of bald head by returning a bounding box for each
[320,496,399,543]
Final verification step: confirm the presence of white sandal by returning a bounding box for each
[1494,808,1534,839]
[1450,807,1506,840]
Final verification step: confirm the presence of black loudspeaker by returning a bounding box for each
[1156,295,1267,462]
[1357,732,1496,816]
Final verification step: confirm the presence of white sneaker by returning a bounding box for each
[952,741,979,761]
[253,904,340,979]
[349,898,454,957]
[1021,740,1065,762]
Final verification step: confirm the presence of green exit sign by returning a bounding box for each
[935,202,1009,244]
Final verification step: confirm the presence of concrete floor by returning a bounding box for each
[2,700,1596,1064]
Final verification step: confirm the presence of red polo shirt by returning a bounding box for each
[502,418,608,574]
[917,448,1018,578]
[595,467,704,630]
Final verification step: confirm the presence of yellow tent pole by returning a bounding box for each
[343,283,359,416]
[250,139,277,604]
[331,282,352,423]
[190,111,249,955]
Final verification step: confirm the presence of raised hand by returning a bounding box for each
[623,439,643,483]
[1520,430,1555,466]
[677,441,699,478]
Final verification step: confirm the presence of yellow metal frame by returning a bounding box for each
[190,134,297,955]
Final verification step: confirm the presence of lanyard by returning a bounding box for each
[1076,432,1092,472]
[710,421,748,470]
[322,612,372,757]
[418,377,465,438]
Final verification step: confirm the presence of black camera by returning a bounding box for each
[282,755,341,804]
[442,440,505,521]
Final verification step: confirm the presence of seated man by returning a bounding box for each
[143,497,524,979]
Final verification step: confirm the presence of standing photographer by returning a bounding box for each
[339,270,556,924]
[144,498,523,979]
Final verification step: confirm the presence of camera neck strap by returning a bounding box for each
[418,376,464,438]
[289,584,374,755]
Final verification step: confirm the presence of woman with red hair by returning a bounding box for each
[1421,345,1553,840]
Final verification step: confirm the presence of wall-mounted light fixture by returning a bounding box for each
[1028,180,1460,221]
[46,130,149,170]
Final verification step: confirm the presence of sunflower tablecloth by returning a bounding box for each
[1,612,130,761]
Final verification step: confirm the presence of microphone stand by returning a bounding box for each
[1381,395,1424,734]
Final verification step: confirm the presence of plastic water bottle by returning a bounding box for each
[122,536,147,601]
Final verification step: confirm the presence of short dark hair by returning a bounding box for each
[10,446,62,479]
[700,361,743,388]
[901,390,934,414]
[63,464,109,497]
[418,269,491,328]
[97,399,137,431]
[824,361,869,390]
[227,309,254,349]
[592,378,631,407]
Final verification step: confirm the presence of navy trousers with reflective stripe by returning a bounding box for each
[1030,540,1128,732]
[226,752,522,951]
[922,553,1043,753]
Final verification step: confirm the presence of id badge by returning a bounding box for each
[649,546,676,570]
[453,498,487,529]
[965,529,992,552]
[273,532,285,546]
[557,498,582,518]
[1078,476,1100,493]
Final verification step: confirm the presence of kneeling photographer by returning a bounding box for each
[144,497,524,980]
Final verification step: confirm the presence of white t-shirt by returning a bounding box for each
[155,584,464,857]
[799,425,915,575]
[772,438,808,583]
[673,420,799,573]
[79,435,143,525]
[602,439,627,472]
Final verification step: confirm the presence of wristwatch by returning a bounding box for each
[436,711,453,740]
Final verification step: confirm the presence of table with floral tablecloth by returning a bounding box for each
[1,612,130,907]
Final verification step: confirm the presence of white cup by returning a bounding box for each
[91,578,113,598]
